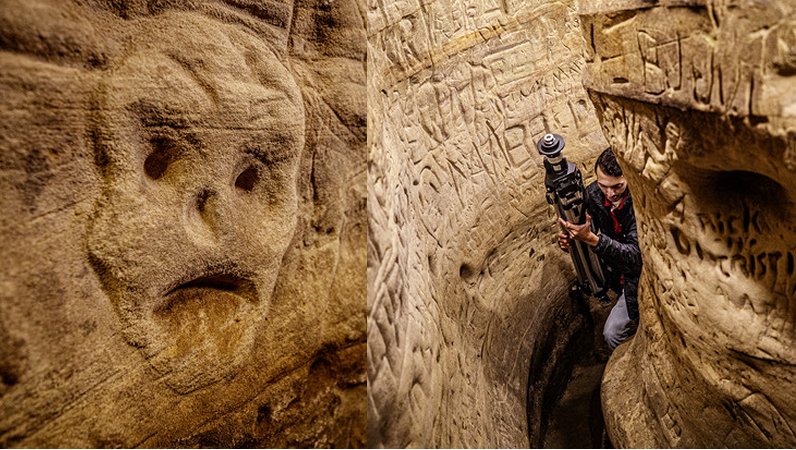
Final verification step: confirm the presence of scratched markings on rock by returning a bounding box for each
[368,0,608,447]
[582,1,796,447]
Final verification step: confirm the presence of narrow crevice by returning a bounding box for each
[528,290,617,449]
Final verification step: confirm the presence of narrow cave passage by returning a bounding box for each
[528,290,618,448]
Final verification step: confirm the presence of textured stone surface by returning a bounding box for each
[0,0,365,447]
[367,0,609,446]
[579,1,796,447]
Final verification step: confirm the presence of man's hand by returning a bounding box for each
[559,213,600,247]
[558,231,571,253]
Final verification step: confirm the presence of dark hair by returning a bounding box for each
[595,148,622,177]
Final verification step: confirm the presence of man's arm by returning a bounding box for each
[592,217,642,276]
[559,202,643,277]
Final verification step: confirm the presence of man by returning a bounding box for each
[558,148,643,350]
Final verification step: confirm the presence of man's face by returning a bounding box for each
[595,165,627,203]
[87,45,304,393]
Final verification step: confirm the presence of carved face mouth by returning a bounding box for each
[152,271,257,344]
[157,272,256,317]
[135,265,264,392]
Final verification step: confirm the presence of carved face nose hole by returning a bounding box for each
[235,165,259,192]
[184,188,220,243]
[196,188,215,214]
[144,136,178,180]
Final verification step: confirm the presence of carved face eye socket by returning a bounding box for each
[235,165,259,192]
[144,136,177,180]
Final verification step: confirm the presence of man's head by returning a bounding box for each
[594,148,627,203]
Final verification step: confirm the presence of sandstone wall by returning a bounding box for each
[6,0,791,447]
[0,0,366,447]
[579,0,796,447]
[367,0,609,446]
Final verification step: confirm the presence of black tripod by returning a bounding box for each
[536,133,608,301]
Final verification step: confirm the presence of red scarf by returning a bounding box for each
[603,191,628,287]
[603,192,627,234]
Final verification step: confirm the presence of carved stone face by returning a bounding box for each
[86,15,304,393]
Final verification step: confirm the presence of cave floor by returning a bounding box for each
[542,293,615,449]
[542,362,606,448]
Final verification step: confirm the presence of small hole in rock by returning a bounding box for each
[196,189,212,213]
[460,263,474,280]
[1,368,18,387]
[235,166,259,192]
[257,404,271,424]
[144,136,176,180]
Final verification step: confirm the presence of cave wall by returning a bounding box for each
[6,0,791,447]
[0,0,366,447]
[579,0,796,447]
[367,0,609,446]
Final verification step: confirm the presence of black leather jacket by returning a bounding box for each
[584,182,643,322]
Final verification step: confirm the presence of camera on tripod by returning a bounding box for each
[536,133,608,300]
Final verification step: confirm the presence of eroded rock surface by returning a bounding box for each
[579,1,796,447]
[0,1,365,447]
[367,0,609,446]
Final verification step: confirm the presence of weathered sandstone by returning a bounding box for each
[0,1,366,446]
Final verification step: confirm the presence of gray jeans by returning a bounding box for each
[603,292,634,350]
